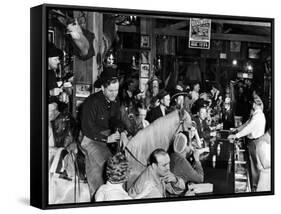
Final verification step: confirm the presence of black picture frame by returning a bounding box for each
[31,3,274,210]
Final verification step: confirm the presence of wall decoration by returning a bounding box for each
[140,34,150,49]
[189,18,211,49]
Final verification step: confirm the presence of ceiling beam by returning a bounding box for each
[117,25,271,43]
[160,21,188,31]
[212,33,271,43]
[117,25,139,33]
[212,19,271,27]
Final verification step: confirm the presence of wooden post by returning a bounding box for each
[72,12,103,117]
[92,13,103,90]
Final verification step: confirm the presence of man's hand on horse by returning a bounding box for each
[107,132,121,143]
[193,149,201,162]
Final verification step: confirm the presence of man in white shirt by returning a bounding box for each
[190,82,200,102]
[228,95,266,191]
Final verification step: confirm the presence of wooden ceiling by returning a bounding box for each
[117,17,272,43]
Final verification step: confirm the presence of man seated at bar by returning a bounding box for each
[228,94,266,191]
[129,149,185,198]
[193,106,216,142]
[170,131,204,184]
[133,102,150,133]
[190,82,200,102]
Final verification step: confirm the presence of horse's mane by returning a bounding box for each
[126,110,180,166]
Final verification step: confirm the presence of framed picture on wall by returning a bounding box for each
[31,3,274,210]
[248,48,261,59]
[140,34,150,49]
[140,63,150,78]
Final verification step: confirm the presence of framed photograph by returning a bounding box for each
[140,34,150,49]
[75,84,91,97]
[248,48,262,59]
[31,3,274,210]
[140,63,150,78]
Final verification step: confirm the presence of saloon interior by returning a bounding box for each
[47,8,272,204]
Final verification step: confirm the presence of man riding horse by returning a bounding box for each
[81,67,127,199]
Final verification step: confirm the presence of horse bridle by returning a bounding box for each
[175,112,189,134]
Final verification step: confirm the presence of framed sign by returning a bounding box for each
[189,18,211,49]
[31,3,274,210]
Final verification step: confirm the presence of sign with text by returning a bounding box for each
[189,18,211,49]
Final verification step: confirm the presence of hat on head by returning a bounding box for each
[173,131,189,153]
[171,88,188,101]
[157,89,169,100]
[95,67,119,88]
[48,42,63,58]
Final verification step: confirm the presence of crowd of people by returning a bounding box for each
[47,43,271,203]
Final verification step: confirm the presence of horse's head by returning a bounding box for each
[178,108,193,133]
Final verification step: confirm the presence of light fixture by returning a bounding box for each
[247,65,253,71]
[244,61,253,72]
[232,59,238,66]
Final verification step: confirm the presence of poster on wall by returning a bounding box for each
[189,18,211,49]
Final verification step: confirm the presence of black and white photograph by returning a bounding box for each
[29,2,274,210]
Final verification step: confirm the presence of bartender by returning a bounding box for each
[228,94,265,191]
[81,67,126,197]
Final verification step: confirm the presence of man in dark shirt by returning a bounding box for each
[193,106,212,140]
[81,67,126,198]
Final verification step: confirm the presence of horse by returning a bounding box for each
[79,108,192,199]
[124,108,192,189]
